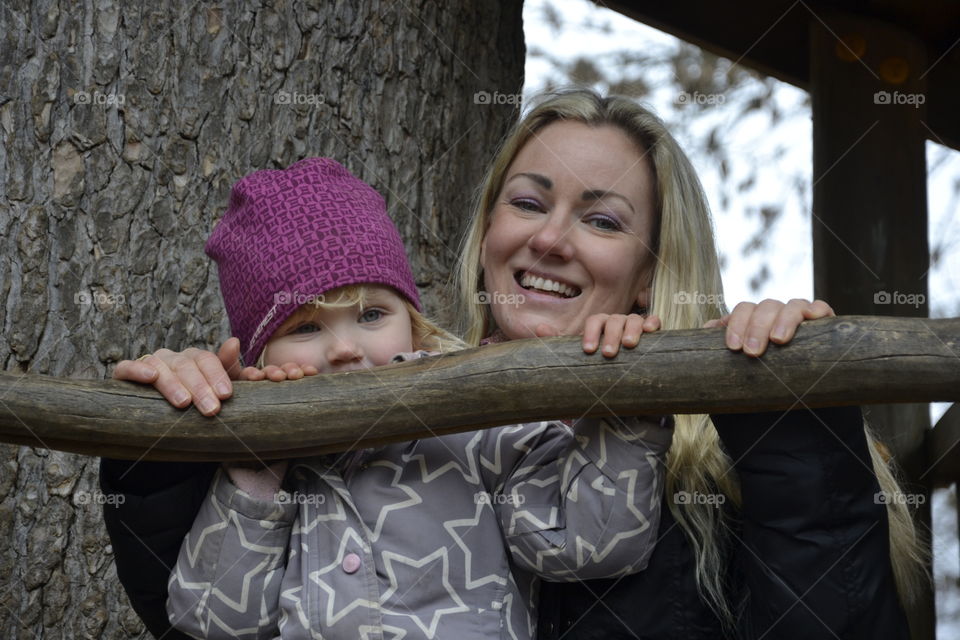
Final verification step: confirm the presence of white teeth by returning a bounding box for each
[519,273,579,298]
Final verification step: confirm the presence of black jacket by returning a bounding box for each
[100,406,909,640]
[100,460,216,640]
[537,406,910,639]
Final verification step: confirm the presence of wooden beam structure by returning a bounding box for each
[810,14,934,638]
[928,404,960,485]
[600,0,960,151]
[0,316,957,462]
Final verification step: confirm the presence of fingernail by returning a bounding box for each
[173,390,190,405]
[624,334,636,344]
[200,397,218,414]
[729,333,742,349]
[216,382,231,396]
[603,344,616,355]
[771,326,787,342]
[746,338,761,353]
[584,342,596,351]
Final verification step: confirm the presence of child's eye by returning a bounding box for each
[292,322,321,334]
[359,308,384,323]
[586,214,622,232]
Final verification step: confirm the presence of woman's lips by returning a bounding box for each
[514,270,582,298]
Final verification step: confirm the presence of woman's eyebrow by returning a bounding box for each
[505,173,636,214]
[582,190,635,214]
[505,172,552,190]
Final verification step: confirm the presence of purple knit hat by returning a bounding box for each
[205,157,421,365]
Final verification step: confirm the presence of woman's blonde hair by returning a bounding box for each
[258,284,464,368]
[454,88,926,623]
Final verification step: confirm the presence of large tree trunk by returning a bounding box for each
[0,1,525,637]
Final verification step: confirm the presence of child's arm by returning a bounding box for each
[489,415,673,581]
[223,460,289,501]
[166,468,296,639]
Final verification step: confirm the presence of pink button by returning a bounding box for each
[342,553,361,574]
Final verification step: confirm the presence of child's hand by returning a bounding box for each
[582,313,661,358]
[238,363,319,382]
[113,337,244,416]
[224,459,290,502]
[702,298,834,357]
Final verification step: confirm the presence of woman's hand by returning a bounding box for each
[703,298,834,357]
[538,313,661,357]
[113,337,244,416]
[114,337,321,415]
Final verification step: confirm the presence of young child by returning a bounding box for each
[165,158,674,640]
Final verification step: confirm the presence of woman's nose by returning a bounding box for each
[527,210,574,261]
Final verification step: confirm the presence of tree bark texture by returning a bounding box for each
[1,316,958,463]
[0,1,525,637]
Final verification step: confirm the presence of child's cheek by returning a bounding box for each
[264,339,299,368]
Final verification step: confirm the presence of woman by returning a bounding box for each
[453,90,922,639]
[102,90,920,639]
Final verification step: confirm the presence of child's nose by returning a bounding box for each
[327,334,364,365]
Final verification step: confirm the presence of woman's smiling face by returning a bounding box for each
[480,120,657,340]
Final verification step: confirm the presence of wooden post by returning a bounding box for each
[811,14,934,638]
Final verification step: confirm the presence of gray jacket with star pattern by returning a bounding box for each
[166,416,673,640]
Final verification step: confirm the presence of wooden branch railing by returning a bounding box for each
[0,316,958,462]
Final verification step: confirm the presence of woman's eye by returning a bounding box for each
[510,198,543,212]
[359,308,384,323]
[292,323,321,334]
[587,215,621,232]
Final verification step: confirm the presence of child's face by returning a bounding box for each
[264,285,414,373]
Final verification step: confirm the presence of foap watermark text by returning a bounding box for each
[74,490,126,506]
[475,491,525,506]
[276,491,326,506]
[73,90,125,106]
[275,90,325,106]
[674,490,726,507]
[474,91,522,106]
[674,291,724,306]
[476,291,525,307]
[874,290,924,309]
[275,291,326,307]
[873,91,924,108]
